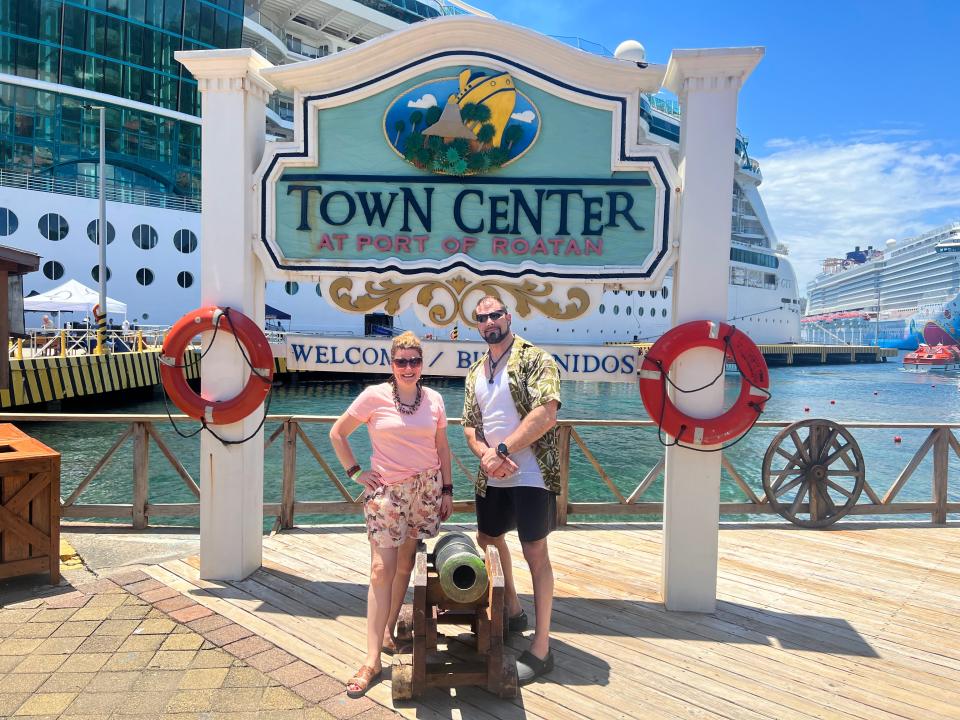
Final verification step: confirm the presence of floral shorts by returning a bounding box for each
[364,468,442,548]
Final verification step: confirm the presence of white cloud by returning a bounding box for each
[756,137,960,293]
[407,94,438,109]
[511,110,536,123]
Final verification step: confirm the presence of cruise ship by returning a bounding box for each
[802,223,960,349]
[2,0,800,343]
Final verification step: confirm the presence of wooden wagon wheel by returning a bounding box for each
[762,418,865,528]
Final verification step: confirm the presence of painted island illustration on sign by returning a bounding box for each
[383,68,541,175]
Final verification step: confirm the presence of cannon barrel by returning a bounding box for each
[433,531,488,604]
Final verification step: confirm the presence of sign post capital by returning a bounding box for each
[176,48,277,100]
[664,47,764,95]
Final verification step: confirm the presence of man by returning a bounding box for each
[462,295,561,685]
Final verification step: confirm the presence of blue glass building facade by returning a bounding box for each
[0,0,244,198]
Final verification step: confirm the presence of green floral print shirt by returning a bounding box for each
[461,335,562,496]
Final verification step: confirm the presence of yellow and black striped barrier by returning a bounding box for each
[0,350,288,410]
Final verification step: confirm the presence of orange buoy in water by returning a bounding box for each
[803,406,810,412]
[830,399,836,405]
[894,435,902,443]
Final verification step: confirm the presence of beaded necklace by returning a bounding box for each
[392,381,423,415]
[487,338,515,384]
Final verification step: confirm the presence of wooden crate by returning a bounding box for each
[0,424,61,585]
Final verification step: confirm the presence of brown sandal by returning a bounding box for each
[346,665,381,698]
[381,634,399,655]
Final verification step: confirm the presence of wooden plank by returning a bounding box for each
[0,470,30,563]
[556,425,570,525]
[626,456,663,504]
[132,422,149,529]
[881,428,938,504]
[145,422,199,498]
[932,428,948,524]
[296,425,356,502]
[281,420,296,529]
[569,427,626,503]
[0,555,49,579]
[62,425,132,507]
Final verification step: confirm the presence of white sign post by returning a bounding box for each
[660,48,763,611]
[175,49,275,581]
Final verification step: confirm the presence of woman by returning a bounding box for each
[329,331,453,698]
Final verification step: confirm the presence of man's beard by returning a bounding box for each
[483,326,507,345]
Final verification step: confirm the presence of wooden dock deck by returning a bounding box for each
[145,523,960,720]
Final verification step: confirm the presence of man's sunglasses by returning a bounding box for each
[392,357,423,368]
[475,310,506,323]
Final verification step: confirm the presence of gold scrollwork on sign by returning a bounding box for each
[328,276,592,326]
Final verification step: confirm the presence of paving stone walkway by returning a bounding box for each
[0,571,398,720]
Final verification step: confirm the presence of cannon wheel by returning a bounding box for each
[762,419,865,528]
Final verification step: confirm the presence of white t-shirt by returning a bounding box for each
[475,366,544,489]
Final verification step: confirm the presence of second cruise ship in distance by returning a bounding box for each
[4,0,801,343]
[802,222,960,349]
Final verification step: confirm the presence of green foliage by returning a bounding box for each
[394,107,525,175]
[425,105,442,126]
[473,104,491,123]
[460,103,478,123]
[476,123,495,145]
[503,124,524,150]
[409,110,423,131]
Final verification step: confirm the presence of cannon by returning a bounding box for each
[391,531,518,700]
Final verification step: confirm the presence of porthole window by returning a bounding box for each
[662,308,667,317]
[91,265,112,282]
[662,287,669,299]
[638,290,645,298]
[626,306,632,316]
[132,224,158,249]
[39,213,69,241]
[86,220,115,244]
[613,305,620,315]
[650,307,656,316]
[284,281,299,295]
[0,208,18,236]
[43,260,64,280]
[639,307,645,316]
[626,290,633,296]
[315,283,323,297]
[136,268,154,286]
[177,271,193,288]
[598,304,605,314]
[173,229,198,253]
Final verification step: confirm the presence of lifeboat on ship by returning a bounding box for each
[902,343,960,373]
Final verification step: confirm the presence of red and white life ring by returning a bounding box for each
[639,320,769,446]
[160,307,273,425]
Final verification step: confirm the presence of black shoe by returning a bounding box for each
[506,609,528,633]
[516,649,553,685]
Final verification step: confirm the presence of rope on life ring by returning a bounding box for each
[159,306,273,426]
[638,320,770,447]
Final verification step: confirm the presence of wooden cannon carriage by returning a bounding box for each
[391,532,518,700]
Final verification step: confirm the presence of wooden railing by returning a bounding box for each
[2,414,958,529]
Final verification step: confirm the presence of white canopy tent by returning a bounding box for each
[24,279,127,327]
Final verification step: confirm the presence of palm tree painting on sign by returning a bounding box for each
[383,68,541,175]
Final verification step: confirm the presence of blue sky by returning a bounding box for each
[468,1,960,291]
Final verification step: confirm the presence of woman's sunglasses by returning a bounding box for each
[475,310,505,323]
[393,357,423,368]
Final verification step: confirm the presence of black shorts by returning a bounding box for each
[475,486,556,543]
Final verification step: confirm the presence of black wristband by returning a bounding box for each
[345,464,361,478]
[440,485,453,496]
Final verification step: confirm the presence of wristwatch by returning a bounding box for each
[496,442,510,457]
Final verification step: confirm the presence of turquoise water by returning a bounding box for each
[16,355,960,525]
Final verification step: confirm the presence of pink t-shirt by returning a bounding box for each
[347,383,447,485]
